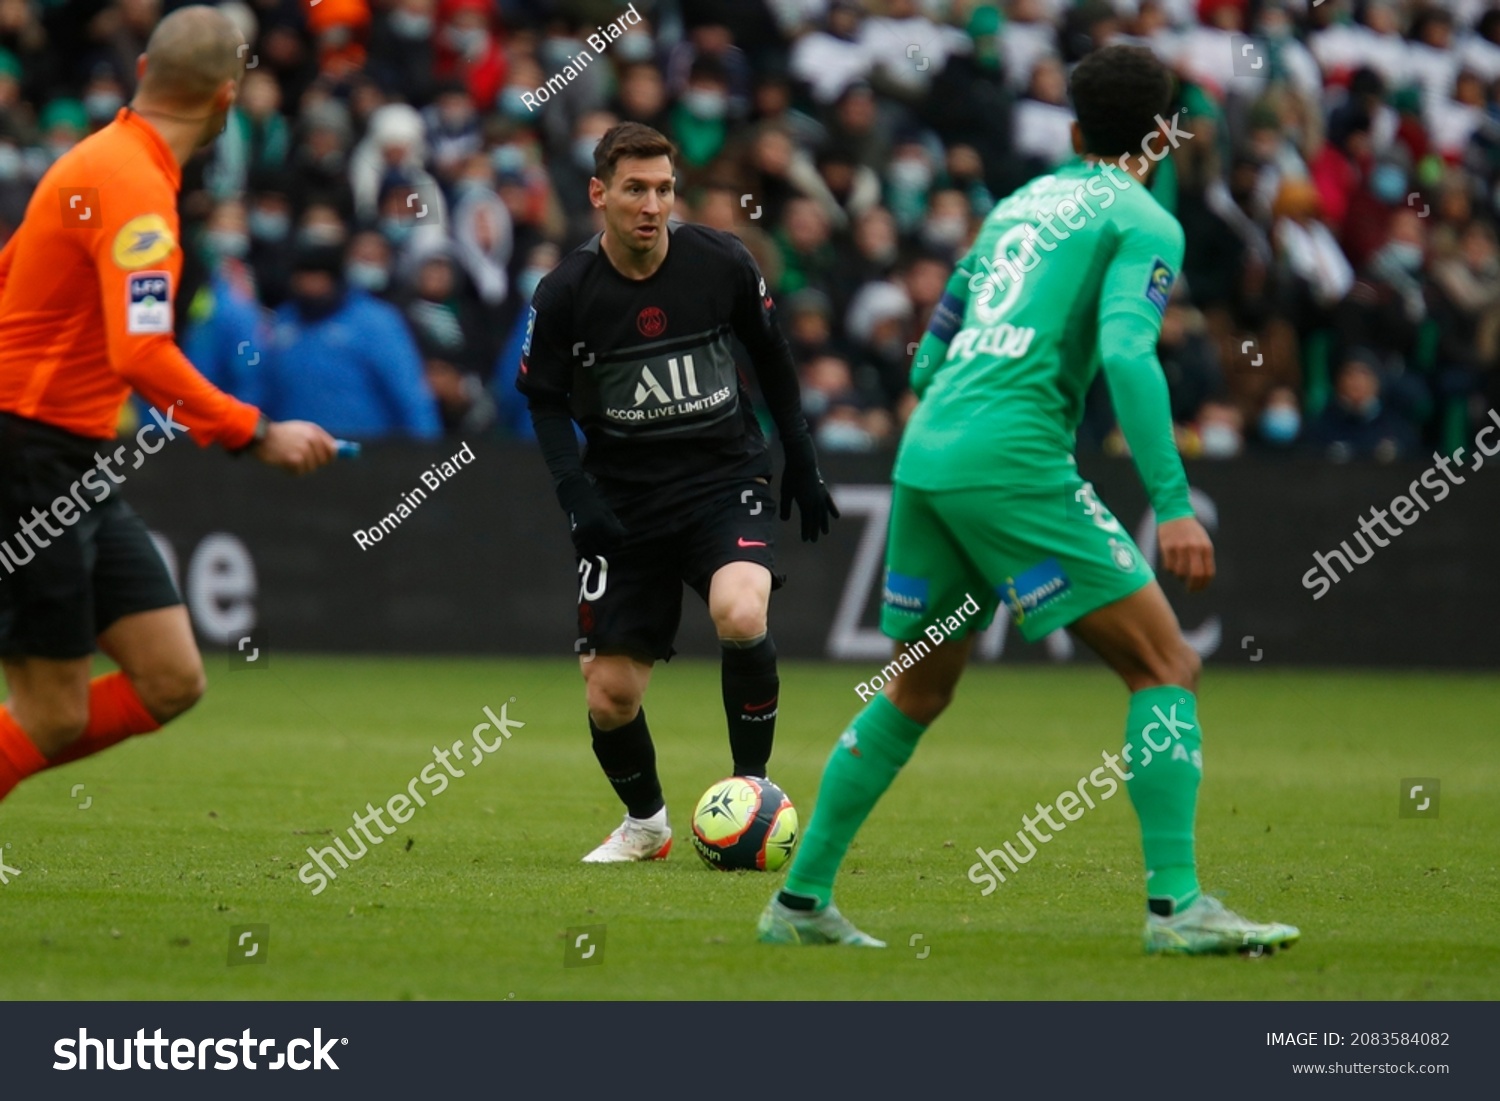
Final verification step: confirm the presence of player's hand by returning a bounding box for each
[780,437,840,542]
[1157,516,1215,592]
[253,420,338,475]
[558,473,627,556]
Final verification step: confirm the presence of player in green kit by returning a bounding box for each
[757,45,1299,954]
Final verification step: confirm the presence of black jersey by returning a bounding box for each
[517,223,808,527]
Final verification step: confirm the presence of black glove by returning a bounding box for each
[779,435,840,542]
[557,473,627,556]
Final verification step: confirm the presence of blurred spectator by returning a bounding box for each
[1189,400,1246,460]
[245,168,296,308]
[666,18,751,119]
[401,243,496,435]
[351,103,446,227]
[345,229,397,299]
[1254,385,1304,451]
[614,62,670,131]
[1310,354,1416,461]
[181,199,263,405]
[846,278,914,406]
[434,0,505,111]
[1158,299,1224,427]
[1013,55,1073,172]
[775,196,837,297]
[422,80,483,186]
[450,152,514,313]
[553,109,616,239]
[859,0,967,102]
[262,243,440,439]
[789,1,869,106]
[801,353,893,453]
[490,240,560,439]
[368,0,440,106]
[208,69,290,200]
[669,55,732,178]
[0,0,1486,459]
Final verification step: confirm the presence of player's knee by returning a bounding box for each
[711,595,768,643]
[133,661,206,723]
[585,675,642,730]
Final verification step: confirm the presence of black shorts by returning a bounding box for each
[576,479,785,662]
[0,413,181,660]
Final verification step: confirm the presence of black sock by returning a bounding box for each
[589,709,664,819]
[777,890,818,911]
[722,634,778,777]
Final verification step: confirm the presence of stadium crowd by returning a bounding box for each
[4,0,1499,460]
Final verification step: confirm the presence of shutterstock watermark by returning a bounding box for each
[1303,409,1500,599]
[967,699,1198,894]
[965,113,1193,313]
[0,405,189,578]
[298,701,523,894]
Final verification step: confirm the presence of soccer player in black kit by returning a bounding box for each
[517,123,838,862]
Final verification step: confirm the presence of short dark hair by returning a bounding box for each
[1068,45,1174,158]
[593,122,677,182]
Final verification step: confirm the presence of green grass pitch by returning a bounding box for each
[1,657,1496,1000]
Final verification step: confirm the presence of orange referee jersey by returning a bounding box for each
[0,106,260,447]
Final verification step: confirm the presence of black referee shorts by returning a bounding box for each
[576,478,785,663]
[0,412,181,660]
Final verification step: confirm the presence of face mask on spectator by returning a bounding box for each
[888,158,932,193]
[1200,423,1241,458]
[816,416,875,452]
[542,38,581,66]
[346,261,390,293]
[205,229,249,259]
[249,209,290,242]
[1371,163,1406,204]
[445,25,489,60]
[573,137,600,172]
[498,88,535,121]
[1260,406,1301,444]
[800,386,830,421]
[517,267,547,299]
[298,224,345,247]
[681,88,727,121]
[923,215,968,249]
[1385,241,1423,272]
[0,144,22,181]
[616,33,654,63]
[379,217,414,246]
[85,92,123,121]
[390,11,433,39]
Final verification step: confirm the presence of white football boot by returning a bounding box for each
[580,808,673,863]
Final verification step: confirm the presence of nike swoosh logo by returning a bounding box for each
[737,538,767,547]
[745,697,778,712]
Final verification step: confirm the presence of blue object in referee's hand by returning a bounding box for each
[335,439,361,460]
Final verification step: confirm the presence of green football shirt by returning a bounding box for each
[895,157,1193,523]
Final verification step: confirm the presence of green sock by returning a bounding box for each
[1122,685,1203,913]
[781,694,926,908]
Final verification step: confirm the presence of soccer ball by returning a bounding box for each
[690,776,799,872]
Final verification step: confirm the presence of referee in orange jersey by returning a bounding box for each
[0,7,337,803]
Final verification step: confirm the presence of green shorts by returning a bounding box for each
[879,476,1155,644]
